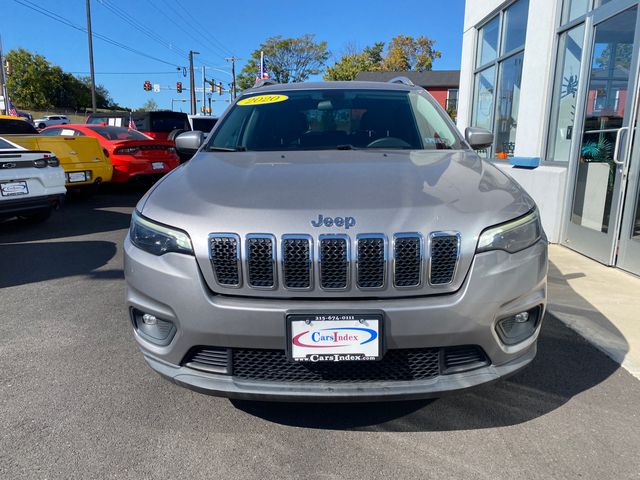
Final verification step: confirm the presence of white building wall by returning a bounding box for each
[457,0,568,243]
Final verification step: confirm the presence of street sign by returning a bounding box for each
[0,95,4,110]
[194,87,205,92]
[153,83,160,93]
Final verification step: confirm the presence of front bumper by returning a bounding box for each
[124,238,547,401]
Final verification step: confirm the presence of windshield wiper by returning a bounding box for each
[336,144,359,150]
[206,146,247,152]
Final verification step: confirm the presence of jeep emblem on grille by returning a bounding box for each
[311,214,356,229]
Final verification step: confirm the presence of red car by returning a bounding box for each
[41,125,180,183]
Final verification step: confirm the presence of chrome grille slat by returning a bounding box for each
[356,234,386,289]
[393,233,423,288]
[319,235,349,290]
[429,232,460,286]
[282,235,313,289]
[208,231,460,292]
[209,234,241,287]
[246,234,276,289]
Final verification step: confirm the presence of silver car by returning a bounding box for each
[124,79,547,402]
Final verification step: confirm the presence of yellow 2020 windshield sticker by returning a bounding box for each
[237,94,288,106]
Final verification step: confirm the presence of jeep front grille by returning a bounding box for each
[393,234,423,287]
[429,233,460,285]
[246,235,276,288]
[282,235,312,289]
[207,231,460,292]
[319,235,349,290]
[209,234,241,287]
[356,235,386,289]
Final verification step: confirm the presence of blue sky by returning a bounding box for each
[5,0,465,115]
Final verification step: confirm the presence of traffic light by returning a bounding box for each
[209,80,215,92]
[217,82,223,95]
[143,80,152,91]
[176,81,182,93]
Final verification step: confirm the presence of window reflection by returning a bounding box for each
[476,17,500,68]
[547,24,585,162]
[495,53,524,158]
[503,0,529,54]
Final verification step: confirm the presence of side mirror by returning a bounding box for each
[465,127,493,150]
[175,130,205,155]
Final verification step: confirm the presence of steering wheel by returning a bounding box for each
[366,137,412,148]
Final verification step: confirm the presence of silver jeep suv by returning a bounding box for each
[124,80,547,402]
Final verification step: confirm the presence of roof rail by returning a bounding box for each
[387,76,415,86]
[253,78,278,88]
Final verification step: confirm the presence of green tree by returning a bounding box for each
[237,35,330,90]
[5,48,62,109]
[324,35,442,82]
[323,42,385,81]
[383,34,441,71]
[5,48,116,110]
[137,99,158,112]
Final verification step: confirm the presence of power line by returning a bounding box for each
[69,71,181,75]
[13,0,182,68]
[150,0,228,61]
[97,0,189,59]
[179,6,235,57]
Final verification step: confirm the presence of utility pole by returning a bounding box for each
[189,50,199,115]
[86,0,97,113]
[225,56,239,100]
[201,65,206,115]
[0,35,9,115]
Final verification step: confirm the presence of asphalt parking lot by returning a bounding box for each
[1,189,640,480]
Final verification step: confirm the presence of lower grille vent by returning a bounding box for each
[183,345,490,382]
[232,348,440,383]
[184,347,230,374]
[442,345,488,374]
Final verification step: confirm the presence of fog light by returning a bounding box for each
[496,307,541,345]
[131,309,176,345]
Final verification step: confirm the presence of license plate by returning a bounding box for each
[152,162,165,170]
[67,171,87,182]
[0,181,28,197]
[288,313,382,362]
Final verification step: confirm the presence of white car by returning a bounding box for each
[0,137,66,222]
[33,115,69,130]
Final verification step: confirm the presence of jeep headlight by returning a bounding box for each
[476,209,542,254]
[130,210,193,256]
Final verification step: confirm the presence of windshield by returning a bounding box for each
[0,119,39,135]
[206,89,462,151]
[88,126,152,141]
[150,114,189,132]
[192,117,217,132]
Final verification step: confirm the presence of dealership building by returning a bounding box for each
[457,0,640,276]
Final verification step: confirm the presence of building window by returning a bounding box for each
[446,89,458,110]
[471,0,529,158]
[546,24,585,162]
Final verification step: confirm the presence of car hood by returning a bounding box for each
[139,149,536,297]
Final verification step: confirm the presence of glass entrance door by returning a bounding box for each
[617,90,640,274]
[564,3,640,265]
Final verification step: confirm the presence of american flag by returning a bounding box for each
[128,113,136,130]
[7,99,18,117]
